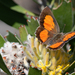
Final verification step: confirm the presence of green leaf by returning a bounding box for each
[0,3,27,29]
[53,1,73,32]
[63,61,75,74]
[28,66,42,75]
[6,31,20,43]
[0,35,5,48]
[0,0,34,16]
[14,34,24,45]
[27,18,39,36]
[19,25,28,42]
[0,54,12,75]
[71,25,75,31]
[49,0,55,7]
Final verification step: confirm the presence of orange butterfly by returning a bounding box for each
[35,6,75,50]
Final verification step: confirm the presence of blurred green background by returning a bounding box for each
[0,0,75,37]
[0,0,40,37]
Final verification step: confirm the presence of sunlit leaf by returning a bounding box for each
[27,18,39,36]
[19,25,28,42]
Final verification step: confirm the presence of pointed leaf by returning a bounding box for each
[28,66,42,75]
[53,1,72,32]
[6,31,20,43]
[27,18,39,36]
[19,25,28,42]
[0,54,12,75]
[0,35,5,48]
[14,34,24,45]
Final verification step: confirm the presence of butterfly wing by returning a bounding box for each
[40,6,60,32]
[35,6,60,44]
[48,32,75,49]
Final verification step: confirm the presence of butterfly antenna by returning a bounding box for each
[62,24,66,32]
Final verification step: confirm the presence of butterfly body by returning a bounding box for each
[48,33,63,44]
[35,6,75,50]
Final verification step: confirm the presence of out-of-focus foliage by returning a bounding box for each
[28,66,42,75]
[0,0,35,29]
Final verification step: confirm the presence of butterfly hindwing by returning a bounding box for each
[36,26,55,44]
[48,32,75,49]
[62,32,75,42]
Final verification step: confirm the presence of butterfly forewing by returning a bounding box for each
[35,6,60,44]
[40,6,60,33]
